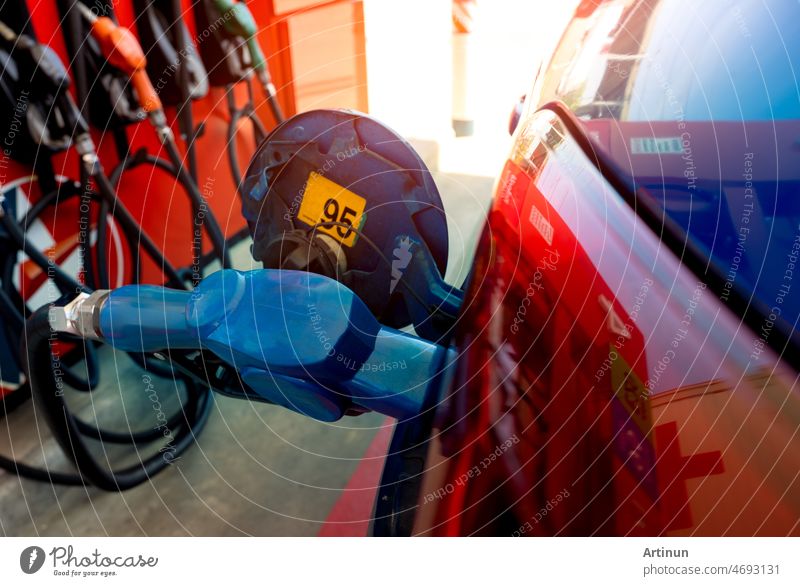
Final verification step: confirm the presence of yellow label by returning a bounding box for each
[296,172,367,248]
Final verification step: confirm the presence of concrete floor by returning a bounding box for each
[0,171,493,536]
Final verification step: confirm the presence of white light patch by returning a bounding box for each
[528,204,554,245]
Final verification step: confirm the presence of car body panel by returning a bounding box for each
[412,109,800,536]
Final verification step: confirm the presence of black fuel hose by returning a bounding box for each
[226,82,269,197]
[161,135,233,273]
[0,453,86,486]
[1,182,211,487]
[22,305,213,490]
[0,207,89,295]
[91,168,185,288]
[265,88,285,127]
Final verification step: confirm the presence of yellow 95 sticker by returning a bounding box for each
[297,172,367,248]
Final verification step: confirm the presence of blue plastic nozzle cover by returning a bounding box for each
[98,269,451,422]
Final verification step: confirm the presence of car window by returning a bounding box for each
[533,0,800,347]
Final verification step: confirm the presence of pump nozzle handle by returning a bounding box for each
[75,3,162,113]
[49,269,452,421]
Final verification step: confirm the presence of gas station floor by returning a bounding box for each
[0,170,494,536]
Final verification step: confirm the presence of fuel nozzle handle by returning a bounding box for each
[0,21,68,94]
[75,2,162,113]
[212,0,265,71]
[0,20,88,140]
[49,270,452,422]
[212,0,284,121]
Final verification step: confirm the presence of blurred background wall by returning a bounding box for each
[255,0,580,176]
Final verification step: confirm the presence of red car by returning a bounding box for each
[374,0,800,536]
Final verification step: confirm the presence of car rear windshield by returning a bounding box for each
[536,0,800,341]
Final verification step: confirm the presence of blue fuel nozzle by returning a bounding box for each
[55,270,452,422]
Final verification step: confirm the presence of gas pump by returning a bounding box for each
[25,109,466,490]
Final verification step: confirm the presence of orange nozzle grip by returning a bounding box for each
[91,17,161,112]
[132,70,162,113]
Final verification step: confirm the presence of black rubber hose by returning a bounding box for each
[94,197,112,288]
[0,287,32,415]
[266,93,285,126]
[1,252,28,317]
[227,83,271,199]
[56,342,101,392]
[251,74,284,127]
[0,211,98,394]
[246,80,271,140]
[226,89,245,196]
[108,152,183,286]
[72,376,195,445]
[126,350,186,382]
[1,220,206,478]
[174,15,200,185]
[91,170,185,288]
[18,180,100,292]
[0,208,88,295]
[1,284,100,393]
[0,285,25,332]
[23,180,80,226]
[0,302,84,484]
[0,453,86,486]
[267,94,285,124]
[77,176,102,290]
[2,187,102,392]
[109,149,230,282]
[24,305,213,490]
[109,151,180,185]
[161,135,232,272]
